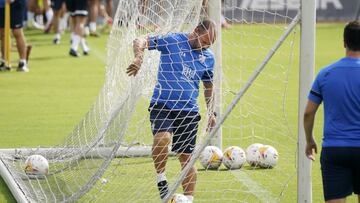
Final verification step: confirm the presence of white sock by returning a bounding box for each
[156,172,167,183]
[45,9,54,24]
[27,12,35,22]
[27,11,35,26]
[89,22,97,32]
[60,13,70,31]
[19,59,27,66]
[55,33,61,40]
[71,34,81,51]
[185,195,193,202]
[35,15,43,25]
[81,38,90,52]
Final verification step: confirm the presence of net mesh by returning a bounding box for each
[0,0,300,202]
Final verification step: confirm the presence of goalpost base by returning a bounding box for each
[0,146,176,159]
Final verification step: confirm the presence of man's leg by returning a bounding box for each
[152,131,171,200]
[325,198,346,203]
[88,0,99,36]
[0,28,4,60]
[178,153,196,202]
[152,132,171,173]
[12,28,28,72]
[44,0,54,32]
[52,9,61,44]
[0,28,8,70]
[105,0,112,17]
[12,29,26,60]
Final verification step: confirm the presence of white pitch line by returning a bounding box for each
[230,170,278,203]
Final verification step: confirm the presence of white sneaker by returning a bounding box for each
[17,61,29,72]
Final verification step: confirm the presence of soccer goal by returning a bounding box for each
[0,0,315,202]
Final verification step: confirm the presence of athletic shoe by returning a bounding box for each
[17,61,29,72]
[157,180,169,200]
[0,62,10,71]
[53,38,60,45]
[89,31,100,37]
[83,51,89,56]
[69,49,79,57]
[31,20,45,30]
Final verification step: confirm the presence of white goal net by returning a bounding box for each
[0,0,303,202]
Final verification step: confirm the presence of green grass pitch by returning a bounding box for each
[0,23,357,202]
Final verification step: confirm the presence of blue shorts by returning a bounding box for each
[321,147,360,201]
[149,103,201,154]
[65,0,88,16]
[51,0,65,11]
[0,0,26,29]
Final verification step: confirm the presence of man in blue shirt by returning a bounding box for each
[304,21,360,202]
[127,19,217,202]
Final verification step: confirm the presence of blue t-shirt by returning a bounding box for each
[148,33,215,112]
[308,57,360,147]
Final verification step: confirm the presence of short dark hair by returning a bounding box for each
[196,19,215,33]
[344,21,360,51]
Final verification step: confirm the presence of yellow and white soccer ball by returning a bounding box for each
[199,146,223,170]
[223,146,246,170]
[24,155,49,176]
[169,193,190,203]
[246,143,264,166]
[257,145,279,168]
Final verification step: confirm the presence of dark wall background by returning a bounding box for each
[112,0,360,22]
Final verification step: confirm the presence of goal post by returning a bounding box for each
[298,0,316,202]
[208,0,222,150]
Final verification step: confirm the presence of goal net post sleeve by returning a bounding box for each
[298,0,316,202]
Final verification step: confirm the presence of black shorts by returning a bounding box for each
[149,103,201,154]
[65,0,88,16]
[0,0,26,29]
[51,0,65,11]
[321,147,360,201]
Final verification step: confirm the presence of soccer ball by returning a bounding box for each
[257,145,279,168]
[246,143,264,167]
[222,146,246,170]
[169,193,190,203]
[24,155,49,176]
[199,146,223,170]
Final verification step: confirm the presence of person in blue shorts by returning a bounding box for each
[50,0,66,44]
[66,0,89,57]
[304,21,360,203]
[127,19,217,202]
[0,0,28,72]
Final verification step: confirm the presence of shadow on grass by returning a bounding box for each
[30,55,70,61]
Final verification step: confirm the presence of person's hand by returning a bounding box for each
[206,114,216,132]
[127,38,147,77]
[126,57,143,76]
[305,137,317,161]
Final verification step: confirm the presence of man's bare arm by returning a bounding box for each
[303,100,320,160]
[126,38,148,76]
[203,82,216,131]
[203,82,214,112]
